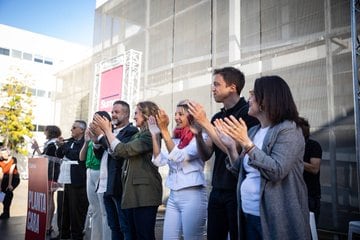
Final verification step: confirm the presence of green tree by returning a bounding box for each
[0,73,34,155]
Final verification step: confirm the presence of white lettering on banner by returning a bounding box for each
[28,191,46,213]
[26,211,39,233]
[28,163,36,169]
[100,99,116,109]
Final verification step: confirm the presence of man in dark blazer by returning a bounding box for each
[92,100,138,240]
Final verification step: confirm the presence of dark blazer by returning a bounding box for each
[55,137,86,187]
[94,123,138,197]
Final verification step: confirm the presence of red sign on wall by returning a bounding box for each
[25,157,48,240]
[98,65,123,112]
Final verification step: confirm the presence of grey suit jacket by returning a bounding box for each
[230,120,310,240]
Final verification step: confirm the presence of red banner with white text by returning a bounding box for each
[25,157,48,240]
[98,65,123,112]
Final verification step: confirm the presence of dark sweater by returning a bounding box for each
[211,97,259,190]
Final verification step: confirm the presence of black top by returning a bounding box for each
[94,123,139,197]
[56,137,86,186]
[211,97,259,190]
[43,142,60,181]
[303,138,322,198]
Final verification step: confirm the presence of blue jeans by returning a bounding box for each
[103,194,131,240]
[207,188,238,240]
[243,212,262,240]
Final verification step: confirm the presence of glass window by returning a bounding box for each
[34,58,43,63]
[37,125,45,132]
[44,60,53,65]
[11,49,22,58]
[29,88,36,96]
[23,52,32,60]
[36,89,46,97]
[0,47,10,56]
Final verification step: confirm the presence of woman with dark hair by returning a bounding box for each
[79,111,111,240]
[214,75,310,239]
[32,125,62,234]
[94,101,163,240]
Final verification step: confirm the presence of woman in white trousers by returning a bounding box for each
[149,100,207,240]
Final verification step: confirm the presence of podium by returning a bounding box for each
[25,156,61,240]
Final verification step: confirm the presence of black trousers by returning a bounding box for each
[308,196,321,224]
[1,174,20,214]
[207,188,238,240]
[57,184,88,240]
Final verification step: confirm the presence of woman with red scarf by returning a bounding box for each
[149,100,207,239]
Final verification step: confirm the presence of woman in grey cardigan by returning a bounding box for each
[214,75,310,240]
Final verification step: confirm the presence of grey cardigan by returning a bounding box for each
[228,120,311,240]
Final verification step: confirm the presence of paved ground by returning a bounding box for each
[0,179,28,240]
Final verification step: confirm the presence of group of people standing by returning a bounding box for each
[6,65,322,240]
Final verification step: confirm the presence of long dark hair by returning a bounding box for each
[254,75,300,126]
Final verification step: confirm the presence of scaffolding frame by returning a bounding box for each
[93,49,142,116]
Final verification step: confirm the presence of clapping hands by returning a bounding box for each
[148,116,161,135]
[213,119,236,150]
[85,128,98,142]
[214,116,253,150]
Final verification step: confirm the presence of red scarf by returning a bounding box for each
[173,127,194,149]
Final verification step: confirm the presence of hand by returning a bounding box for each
[214,119,236,150]
[93,114,112,133]
[148,116,161,135]
[187,101,208,126]
[31,139,39,150]
[89,122,103,137]
[56,137,65,146]
[6,185,13,191]
[84,128,91,142]
[85,128,98,142]
[155,109,170,132]
[221,116,253,148]
[88,129,98,143]
[189,121,202,135]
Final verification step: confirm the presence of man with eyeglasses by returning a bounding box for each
[53,120,88,240]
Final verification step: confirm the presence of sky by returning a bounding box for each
[0,0,96,47]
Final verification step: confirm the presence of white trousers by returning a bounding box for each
[163,186,208,240]
[86,168,111,240]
